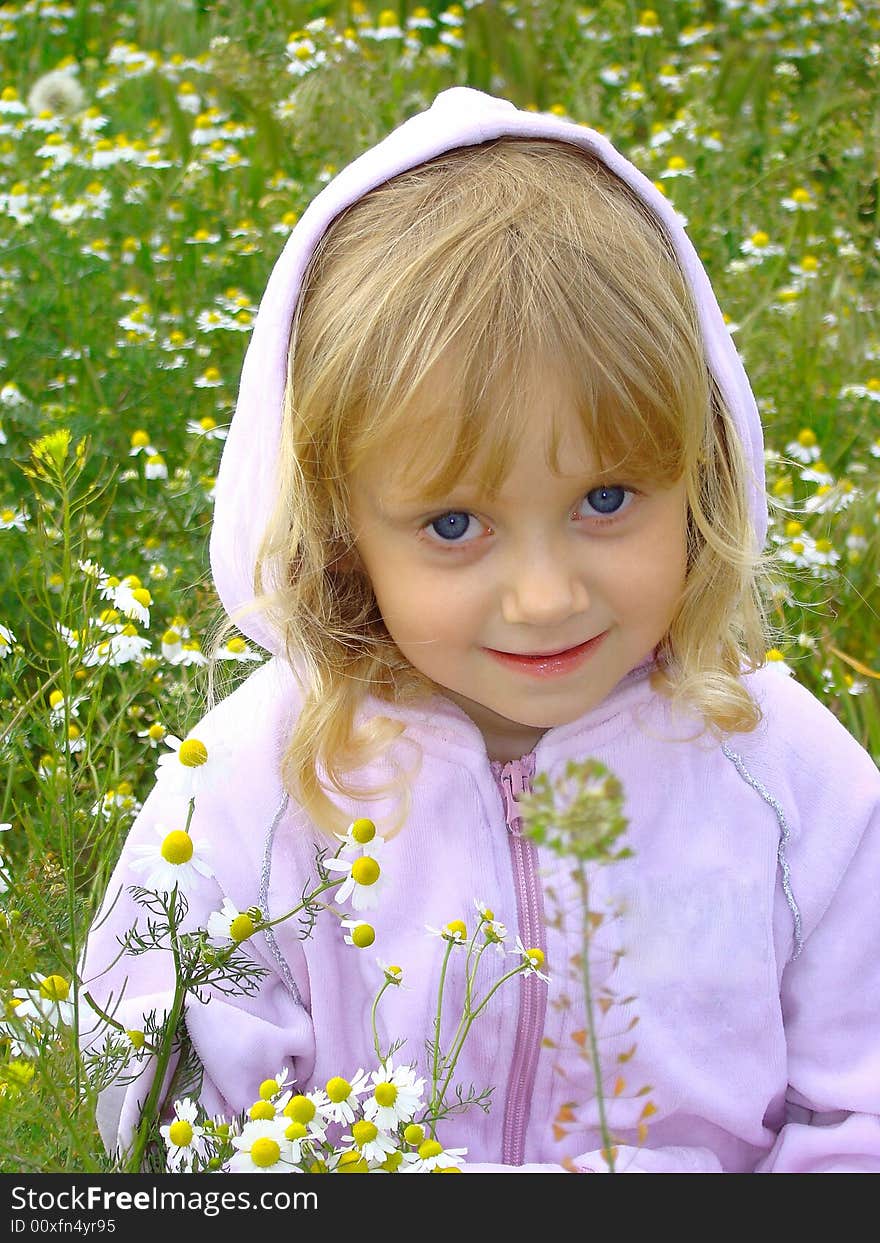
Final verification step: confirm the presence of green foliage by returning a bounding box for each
[0,0,878,1171]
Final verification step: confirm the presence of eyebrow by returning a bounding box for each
[374,464,647,516]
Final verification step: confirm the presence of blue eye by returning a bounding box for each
[578,486,633,520]
[427,511,475,542]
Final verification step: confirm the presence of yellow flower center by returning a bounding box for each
[132,587,151,606]
[148,724,166,741]
[168,1119,193,1147]
[337,1151,370,1172]
[525,947,545,968]
[766,649,784,662]
[130,430,150,448]
[350,856,380,886]
[249,1100,275,1120]
[815,538,833,554]
[381,1150,404,1172]
[126,1029,145,1049]
[49,690,65,708]
[39,975,70,1001]
[326,1076,351,1103]
[444,920,467,940]
[350,817,376,844]
[750,230,769,247]
[160,831,193,864]
[418,1139,443,1160]
[284,1094,316,1123]
[784,520,803,536]
[259,1078,278,1101]
[162,629,181,645]
[178,738,208,767]
[374,1082,397,1107]
[250,1137,280,1168]
[230,913,255,942]
[403,1123,424,1146]
[797,428,817,447]
[226,636,246,653]
[349,922,375,948]
[285,1120,307,1140]
[352,1120,378,1146]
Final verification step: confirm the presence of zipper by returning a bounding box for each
[490,752,548,1166]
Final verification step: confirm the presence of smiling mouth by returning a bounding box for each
[490,635,607,658]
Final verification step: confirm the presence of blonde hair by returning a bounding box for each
[208,136,781,837]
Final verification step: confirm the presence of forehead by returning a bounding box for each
[348,352,619,505]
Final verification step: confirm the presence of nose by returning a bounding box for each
[500,544,590,627]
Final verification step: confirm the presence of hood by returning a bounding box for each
[210,86,767,656]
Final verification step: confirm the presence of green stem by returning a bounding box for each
[428,939,455,1137]
[257,878,340,932]
[433,962,529,1116]
[370,980,392,1067]
[82,990,159,1056]
[125,889,187,1173]
[578,865,615,1173]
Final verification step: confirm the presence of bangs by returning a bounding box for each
[344,330,693,504]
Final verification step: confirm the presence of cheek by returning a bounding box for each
[378,566,484,643]
[613,518,687,613]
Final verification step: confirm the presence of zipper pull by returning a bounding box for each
[500,755,536,836]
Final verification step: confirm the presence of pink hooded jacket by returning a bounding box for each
[82,88,880,1173]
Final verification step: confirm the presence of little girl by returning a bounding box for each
[82,88,880,1173]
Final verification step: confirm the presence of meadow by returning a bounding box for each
[0,0,878,1171]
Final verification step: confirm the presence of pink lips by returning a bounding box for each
[484,631,608,678]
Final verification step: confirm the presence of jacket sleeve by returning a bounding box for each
[753,794,880,1173]
[79,768,315,1162]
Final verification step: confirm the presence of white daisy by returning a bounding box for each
[159,1098,205,1172]
[215,636,260,662]
[206,898,258,946]
[325,852,386,912]
[362,1060,425,1130]
[426,919,468,944]
[344,1118,398,1165]
[0,505,28,531]
[156,733,225,798]
[316,1071,371,1126]
[283,1090,330,1144]
[12,973,76,1029]
[0,624,16,658]
[511,936,550,983]
[112,581,151,625]
[129,823,213,895]
[0,822,11,894]
[228,1118,297,1173]
[341,918,375,948]
[401,1138,468,1172]
[764,649,794,677]
[333,817,386,861]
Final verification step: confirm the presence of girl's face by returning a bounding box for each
[347,369,689,762]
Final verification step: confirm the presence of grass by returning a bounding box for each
[0,0,877,1171]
